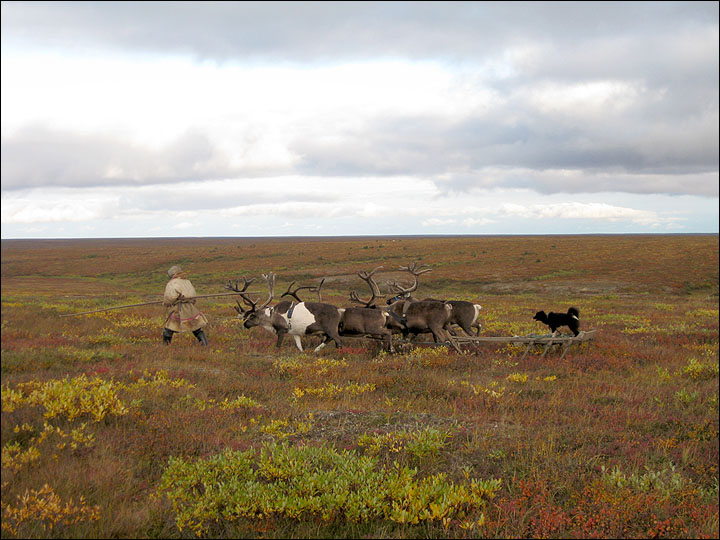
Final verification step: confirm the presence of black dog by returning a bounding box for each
[533,307,580,336]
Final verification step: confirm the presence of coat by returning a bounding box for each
[163,274,209,333]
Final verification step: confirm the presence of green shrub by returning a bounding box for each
[157,440,500,536]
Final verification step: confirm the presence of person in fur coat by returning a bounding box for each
[162,265,209,345]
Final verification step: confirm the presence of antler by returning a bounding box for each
[258,272,276,310]
[349,266,386,307]
[225,276,255,315]
[282,278,326,302]
[233,298,249,316]
[313,278,325,302]
[225,276,258,315]
[229,273,275,313]
[224,276,256,294]
[387,262,432,297]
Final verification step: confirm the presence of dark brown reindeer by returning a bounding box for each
[338,266,395,352]
[384,263,458,351]
[385,265,482,338]
[445,301,483,336]
[226,273,344,352]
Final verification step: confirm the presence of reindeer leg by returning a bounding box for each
[383,331,394,353]
[313,332,338,352]
[432,324,460,353]
[313,337,328,352]
[330,332,343,349]
[275,330,286,349]
[429,324,443,344]
[293,334,304,352]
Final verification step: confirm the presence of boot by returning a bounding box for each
[193,329,208,346]
[162,328,174,345]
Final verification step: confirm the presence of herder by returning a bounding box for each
[162,265,209,346]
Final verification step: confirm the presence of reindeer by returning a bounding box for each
[338,266,395,352]
[386,266,482,338]
[384,263,458,351]
[226,273,344,352]
[444,301,483,336]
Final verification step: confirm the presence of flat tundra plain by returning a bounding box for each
[1,234,718,539]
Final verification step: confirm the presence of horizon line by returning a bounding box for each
[2,232,718,242]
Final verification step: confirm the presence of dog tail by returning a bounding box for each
[568,307,580,320]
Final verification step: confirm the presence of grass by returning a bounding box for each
[1,234,718,538]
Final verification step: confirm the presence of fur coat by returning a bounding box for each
[163,274,209,332]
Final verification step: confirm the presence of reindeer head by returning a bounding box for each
[231,298,268,329]
[226,274,276,330]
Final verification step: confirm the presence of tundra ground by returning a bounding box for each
[1,234,718,538]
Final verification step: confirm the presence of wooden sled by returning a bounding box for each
[395,329,597,359]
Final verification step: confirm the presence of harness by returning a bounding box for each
[386,295,410,327]
[386,306,408,327]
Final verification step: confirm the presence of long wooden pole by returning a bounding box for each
[60,292,248,317]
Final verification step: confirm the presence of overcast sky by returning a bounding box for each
[1,1,718,239]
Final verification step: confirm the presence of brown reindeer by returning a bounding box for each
[444,301,482,336]
[385,266,482,337]
[338,266,395,352]
[384,263,458,351]
[227,273,344,352]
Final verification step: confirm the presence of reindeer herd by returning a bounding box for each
[225,263,482,353]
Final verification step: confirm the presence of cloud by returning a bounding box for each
[1,2,717,238]
[2,180,714,237]
[292,111,719,196]
[422,218,457,227]
[172,222,194,230]
[2,3,717,199]
[0,125,283,190]
[462,217,496,227]
[1,190,120,224]
[497,202,670,226]
[445,168,719,197]
[2,2,716,63]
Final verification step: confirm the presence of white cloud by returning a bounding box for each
[1,180,700,236]
[462,217,496,227]
[526,80,644,117]
[1,191,120,224]
[1,54,469,143]
[1,2,717,238]
[498,202,668,226]
[422,218,457,227]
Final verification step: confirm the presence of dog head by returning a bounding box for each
[533,310,547,322]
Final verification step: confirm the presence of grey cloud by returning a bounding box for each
[125,186,334,213]
[3,104,716,197]
[291,109,719,196]
[2,2,716,64]
[2,1,717,199]
[1,126,287,191]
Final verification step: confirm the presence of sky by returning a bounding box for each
[1,1,718,239]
